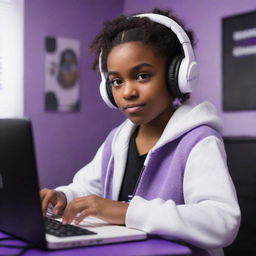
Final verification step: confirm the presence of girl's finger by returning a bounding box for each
[62,201,85,224]
[41,191,55,215]
[74,210,89,225]
[53,201,65,215]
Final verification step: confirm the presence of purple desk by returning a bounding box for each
[0,231,191,256]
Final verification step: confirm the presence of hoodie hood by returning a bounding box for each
[110,101,223,198]
[154,101,223,150]
[112,101,222,155]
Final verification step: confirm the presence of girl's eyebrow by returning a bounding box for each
[108,63,153,77]
[107,71,119,77]
[132,63,153,72]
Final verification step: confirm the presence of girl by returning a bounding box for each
[41,8,240,256]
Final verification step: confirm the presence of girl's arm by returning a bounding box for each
[125,136,241,249]
[50,126,130,225]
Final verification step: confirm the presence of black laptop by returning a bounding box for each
[0,119,146,249]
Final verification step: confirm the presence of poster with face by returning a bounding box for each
[222,11,256,111]
[45,36,80,112]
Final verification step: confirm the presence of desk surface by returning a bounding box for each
[0,231,191,256]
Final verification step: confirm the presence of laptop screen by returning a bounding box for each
[0,119,46,247]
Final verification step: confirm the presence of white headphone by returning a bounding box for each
[99,13,199,109]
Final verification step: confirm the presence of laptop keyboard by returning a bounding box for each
[44,217,97,237]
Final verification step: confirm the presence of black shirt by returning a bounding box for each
[118,128,147,202]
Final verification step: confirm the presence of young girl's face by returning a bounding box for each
[107,41,173,127]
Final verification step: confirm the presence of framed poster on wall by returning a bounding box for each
[45,36,80,112]
[222,10,256,111]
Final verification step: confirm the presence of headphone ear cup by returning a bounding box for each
[168,54,184,98]
[106,79,118,108]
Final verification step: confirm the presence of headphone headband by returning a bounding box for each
[99,13,199,109]
[136,13,191,44]
[135,13,195,60]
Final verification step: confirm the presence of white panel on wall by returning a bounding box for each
[0,0,24,117]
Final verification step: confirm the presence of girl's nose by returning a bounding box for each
[122,82,138,100]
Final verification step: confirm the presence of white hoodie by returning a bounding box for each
[56,101,241,256]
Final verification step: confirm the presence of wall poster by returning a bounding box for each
[222,10,256,111]
[45,36,80,112]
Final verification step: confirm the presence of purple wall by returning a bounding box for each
[24,0,124,188]
[25,0,256,188]
[123,0,256,136]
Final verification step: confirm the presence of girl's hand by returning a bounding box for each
[62,195,129,225]
[40,188,67,216]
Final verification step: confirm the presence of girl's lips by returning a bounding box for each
[123,104,146,113]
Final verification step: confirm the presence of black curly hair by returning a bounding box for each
[89,8,195,102]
